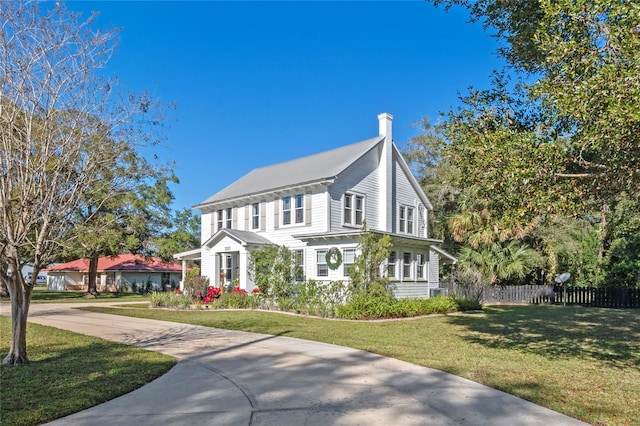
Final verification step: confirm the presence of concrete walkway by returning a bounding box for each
[7,303,587,425]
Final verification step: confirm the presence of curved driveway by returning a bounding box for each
[7,303,587,426]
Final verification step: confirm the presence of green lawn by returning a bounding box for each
[0,317,175,426]
[0,287,150,303]
[80,304,640,425]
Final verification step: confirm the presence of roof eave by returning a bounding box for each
[194,178,336,210]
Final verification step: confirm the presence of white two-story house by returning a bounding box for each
[175,113,455,298]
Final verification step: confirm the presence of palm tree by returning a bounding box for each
[458,240,544,285]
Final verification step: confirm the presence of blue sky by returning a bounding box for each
[69,1,503,214]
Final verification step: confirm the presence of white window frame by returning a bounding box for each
[225,207,232,229]
[294,194,304,224]
[416,253,426,280]
[316,249,328,277]
[216,209,223,231]
[251,202,260,230]
[387,251,396,278]
[398,205,414,235]
[282,194,304,226]
[343,248,356,277]
[282,196,292,225]
[293,249,305,282]
[402,251,412,279]
[343,193,364,227]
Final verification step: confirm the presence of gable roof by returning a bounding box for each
[203,228,274,248]
[45,254,182,273]
[195,135,384,208]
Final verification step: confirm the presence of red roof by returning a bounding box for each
[45,254,182,273]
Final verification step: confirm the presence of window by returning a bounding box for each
[343,248,356,277]
[252,203,260,230]
[416,253,426,279]
[225,207,232,229]
[283,194,304,226]
[295,194,304,223]
[344,193,364,226]
[399,206,414,234]
[283,196,291,225]
[316,249,328,277]
[161,273,170,289]
[403,252,412,279]
[106,272,116,287]
[293,249,304,281]
[387,251,396,278]
[216,209,223,231]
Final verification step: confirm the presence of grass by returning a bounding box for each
[0,317,175,426]
[0,287,150,303]
[79,304,640,425]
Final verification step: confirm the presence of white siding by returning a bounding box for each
[389,282,431,299]
[201,211,214,244]
[428,250,440,286]
[328,146,381,232]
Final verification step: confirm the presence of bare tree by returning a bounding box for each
[0,1,167,365]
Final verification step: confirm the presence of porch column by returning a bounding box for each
[239,250,249,291]
[214,253,221,287]
[180,259,186,291]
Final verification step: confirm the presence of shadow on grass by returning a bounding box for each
[0,323,175,426]
[447,305,640,368]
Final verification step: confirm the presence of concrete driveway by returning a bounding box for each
[3,303,588,425]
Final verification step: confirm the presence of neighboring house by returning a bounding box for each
[45,254,182,292]
[175,113,456,298]
[7,263,49,285]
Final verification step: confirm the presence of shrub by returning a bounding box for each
[335,293,473,319]
[452,297,483,311]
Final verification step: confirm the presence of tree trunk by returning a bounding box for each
[2,272,32,366]
[87,252,99,297]
[0,263,9,297]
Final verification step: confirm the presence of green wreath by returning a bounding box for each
[326,247,342,270]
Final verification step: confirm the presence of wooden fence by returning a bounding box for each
[443,283,640,309]
[553,286,640,309]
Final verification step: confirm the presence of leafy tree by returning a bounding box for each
[430,0,640,204]
[64,174,176,296]
[249,245,299,299]
[153,208,201,261]
[349,224,393,295]
[404,118,462,243]
[420,1,639,286]
[602,194,640,288]
[457,240,544,286]
[0,2,169,365]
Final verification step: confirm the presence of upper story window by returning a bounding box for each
[216,208,232,231]
[216,209,223,231]
[283,194,304,226]
[399,206,414,234]
[251,203,260,230]
[344,193,364,226]
[225,207,232,229]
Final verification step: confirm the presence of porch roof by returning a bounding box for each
[203,229,275,248]
[173,248,202,261]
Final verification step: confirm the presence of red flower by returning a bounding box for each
[175,289,182,294]
[251,287,260,294]
[232,286,247,295]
